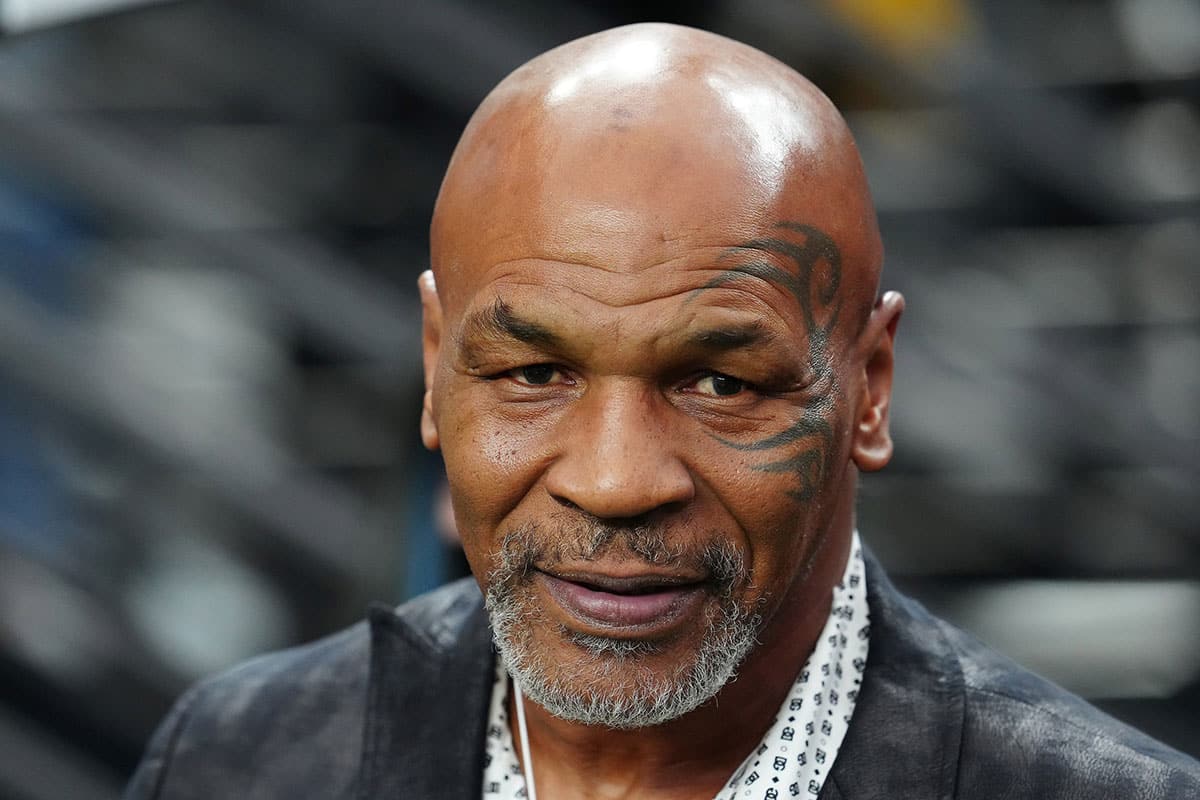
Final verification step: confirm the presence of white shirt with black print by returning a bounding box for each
[482,531,871,800]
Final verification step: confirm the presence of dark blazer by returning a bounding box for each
[125,553,1200,799]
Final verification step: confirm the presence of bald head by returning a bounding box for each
[431,23,882,323]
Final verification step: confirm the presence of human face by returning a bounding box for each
[421,38,895,725]
[423,208,873,726]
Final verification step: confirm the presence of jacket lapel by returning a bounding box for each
[823,552,964,800]
[357,584,495,800]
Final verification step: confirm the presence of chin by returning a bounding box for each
[488,584,762,729]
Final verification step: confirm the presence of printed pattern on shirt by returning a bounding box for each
[482,532,871,800]
[483,665,528,799]
[715,534,869,800]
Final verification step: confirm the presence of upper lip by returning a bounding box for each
[538,567,706,595]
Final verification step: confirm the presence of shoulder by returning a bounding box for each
[124,621,371,799]
[933,616,1200,798]
[184,617,372,719]
[124,578,484,799]
[859,548,1200,798]
[369,575,484,652]
[173,577,481,721]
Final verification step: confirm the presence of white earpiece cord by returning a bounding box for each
[513,679,539,800]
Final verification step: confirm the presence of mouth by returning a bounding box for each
[535,568,710,632]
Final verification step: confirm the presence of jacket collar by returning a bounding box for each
[358,580,495,800]
[357,552,966,800]
[825,552,965,799]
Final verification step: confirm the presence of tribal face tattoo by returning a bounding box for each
[696,222,845,504]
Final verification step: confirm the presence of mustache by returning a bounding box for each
[490,516,748,592]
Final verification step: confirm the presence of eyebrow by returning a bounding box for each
[684,321,777,352]
[457,299,781,364]
[457,298,561,354]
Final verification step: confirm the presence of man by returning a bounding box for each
[126,23,1200,799]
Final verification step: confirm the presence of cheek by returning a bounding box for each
[696,408,854,593]
[436,385,558,541]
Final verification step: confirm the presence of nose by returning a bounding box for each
[544,381,695,519]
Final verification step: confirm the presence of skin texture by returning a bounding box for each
[421,23,904,800]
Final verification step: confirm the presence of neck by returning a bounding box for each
[510,519,853,800]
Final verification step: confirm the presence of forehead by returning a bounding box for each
[431,57,881,324]
[436,153,863,322]
[442,129,786,287]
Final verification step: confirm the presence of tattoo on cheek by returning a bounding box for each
[698,222,843,502]
[712,402,835,502]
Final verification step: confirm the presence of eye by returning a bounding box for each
[693,372,748,397]
[510,364,563,386]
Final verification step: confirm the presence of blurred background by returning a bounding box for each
[0,0,1197,796]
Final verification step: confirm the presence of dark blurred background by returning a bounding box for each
[0,0,1197,796]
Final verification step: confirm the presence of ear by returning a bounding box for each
[418,270,443,451]
[851,291,904,472]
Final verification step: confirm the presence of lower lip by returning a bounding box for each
[538,572,707,629]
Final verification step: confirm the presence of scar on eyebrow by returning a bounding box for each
[457,298,561,354]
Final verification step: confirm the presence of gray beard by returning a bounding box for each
[484,520,762,729]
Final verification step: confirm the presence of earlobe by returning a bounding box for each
[420,397,440,450]
[419,270,443,452]
[851,291,904,472]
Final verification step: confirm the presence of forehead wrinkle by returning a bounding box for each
[459,263,717,315]
[457,281,804,372]
[683,253,807,311]
[476,265,806,336]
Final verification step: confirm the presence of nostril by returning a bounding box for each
[551,494,580,511]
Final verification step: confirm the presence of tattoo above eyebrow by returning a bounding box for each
[693,221,843,349]
[457,298,561,355]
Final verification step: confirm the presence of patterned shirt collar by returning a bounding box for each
[483,532,870,800]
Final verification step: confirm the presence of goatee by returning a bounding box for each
[484,518,762,729]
